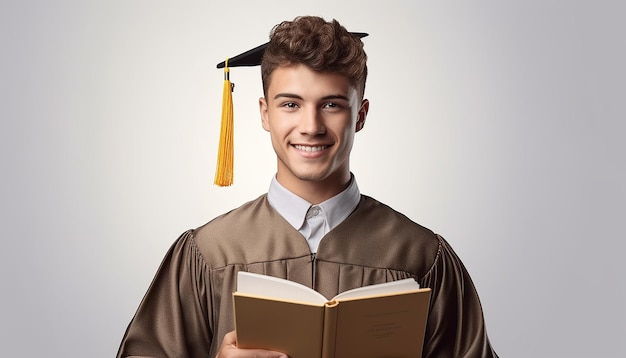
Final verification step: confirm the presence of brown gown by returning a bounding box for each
[117,195,498,357]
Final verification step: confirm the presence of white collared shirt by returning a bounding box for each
[267,175,361,253]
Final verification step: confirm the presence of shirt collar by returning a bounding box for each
[267,174,361,232]
[267,177,311,231]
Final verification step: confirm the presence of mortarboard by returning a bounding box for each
[213,32,368,187]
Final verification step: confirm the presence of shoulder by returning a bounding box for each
[156,195,269,270]
[193,194,270,238]
[361,195,447,277]
[323,195,442,276]
[355,195,438,240]
[191,193,271,247]
[182,194,298,268]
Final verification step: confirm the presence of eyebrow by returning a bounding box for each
[273,93,303,100]
[273,93,350,102]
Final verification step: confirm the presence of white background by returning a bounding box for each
[1,1,624,357]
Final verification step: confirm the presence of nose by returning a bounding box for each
[298,107,325,135]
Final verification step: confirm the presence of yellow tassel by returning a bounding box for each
[214,59,234,186]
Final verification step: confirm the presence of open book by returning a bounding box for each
[233,272,431,358]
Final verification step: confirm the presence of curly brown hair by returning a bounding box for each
[261,16,368,99]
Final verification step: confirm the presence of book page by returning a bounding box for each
[237,271,328,304]
[333,278,419,301]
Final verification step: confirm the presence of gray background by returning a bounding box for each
[1,1,624,357]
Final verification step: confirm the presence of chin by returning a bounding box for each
[294,171,330,182]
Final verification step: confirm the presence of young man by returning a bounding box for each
[117,16,498,358]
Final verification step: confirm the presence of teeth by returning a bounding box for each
[294,145,327,152]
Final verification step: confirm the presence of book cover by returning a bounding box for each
[233,272,431,358]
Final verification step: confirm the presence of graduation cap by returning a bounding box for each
[213,32,369,187]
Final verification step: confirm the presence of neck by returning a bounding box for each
[276,172,352,204]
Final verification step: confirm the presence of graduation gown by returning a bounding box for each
[117,194,498,357]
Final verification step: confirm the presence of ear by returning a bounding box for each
[355,99,369,132]
[259,97,270,132]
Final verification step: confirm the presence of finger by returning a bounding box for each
[218,331,288,358]
[220,346,288,358]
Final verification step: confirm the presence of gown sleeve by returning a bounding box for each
[116,230,213,358]
[419,235,499,358]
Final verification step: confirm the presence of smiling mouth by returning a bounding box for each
[293,144,329,152]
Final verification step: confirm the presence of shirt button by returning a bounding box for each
[310,206,321,217]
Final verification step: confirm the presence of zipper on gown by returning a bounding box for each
[310,252,316,289]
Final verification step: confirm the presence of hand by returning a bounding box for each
[216,331,288,358]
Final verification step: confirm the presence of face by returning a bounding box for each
[260,64,369,199]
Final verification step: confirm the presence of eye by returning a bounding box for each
[281,102,299,110]
[322,102,344,111]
